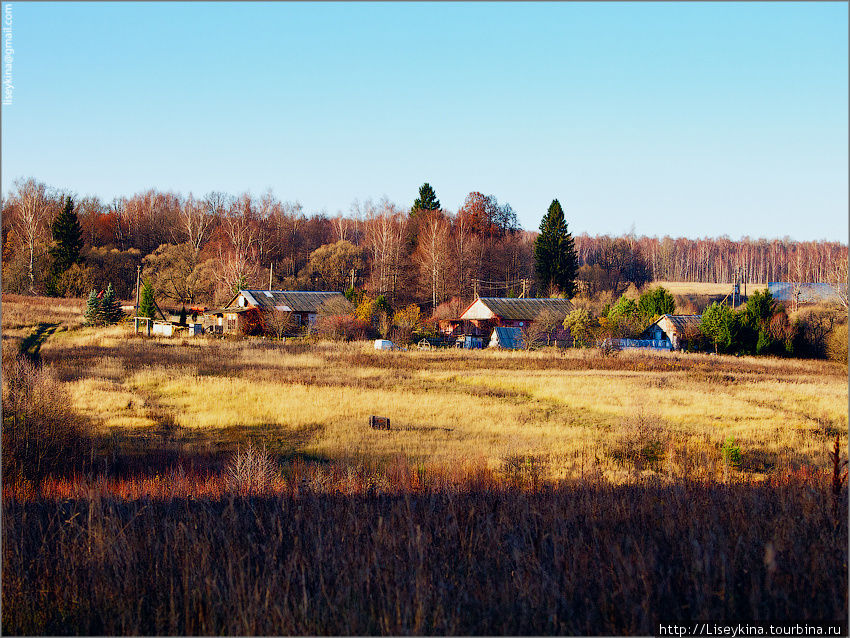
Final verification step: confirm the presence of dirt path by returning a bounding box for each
[19,322,60,364]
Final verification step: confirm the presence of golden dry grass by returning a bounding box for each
[27,319,845,482]
[654,281,768,296]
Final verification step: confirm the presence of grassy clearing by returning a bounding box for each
[21,309,844,482]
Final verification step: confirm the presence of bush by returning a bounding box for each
[312,314,370,341]
[392,304,422,345]
[226,441,278,495]
[2,351,92,485]
[606,296,645,338]
[827,321,848,363]
[637,286,675,318]
[792,306,841,358]
[54,263,95,298]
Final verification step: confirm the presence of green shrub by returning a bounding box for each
[721,436,742,469]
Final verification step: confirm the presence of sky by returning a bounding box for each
[1,1,847,242]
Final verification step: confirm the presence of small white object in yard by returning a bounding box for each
[374,339,394,350]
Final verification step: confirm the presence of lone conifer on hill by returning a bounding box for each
[534,199,577,297]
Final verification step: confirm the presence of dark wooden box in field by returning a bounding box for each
[369,416,391,430]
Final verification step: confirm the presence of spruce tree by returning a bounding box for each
[411,183,440,215]
[534,199,577,297]
[138,279,157,319]
[49,196,84,274]
[85,290,101,326]
[98,283,124,325]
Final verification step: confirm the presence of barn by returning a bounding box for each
[642,314,702,350]
[459,297,573,340]
[205,290,352,335]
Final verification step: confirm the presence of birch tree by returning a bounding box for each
[9,178,56,292]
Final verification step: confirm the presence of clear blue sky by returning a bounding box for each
[1,2,847,241]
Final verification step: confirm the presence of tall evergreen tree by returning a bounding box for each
[84,289,101,326]
[138,279,157,319]
[534,199,577,297]
[411,183,440,215]
[49,196,84,274]
[98,283,124,325]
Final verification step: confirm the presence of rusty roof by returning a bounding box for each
[227,290,353,314]
[462,297,574,321]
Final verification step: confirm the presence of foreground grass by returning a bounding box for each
[4,474,845,635]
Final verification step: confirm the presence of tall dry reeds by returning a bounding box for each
[2,473,845,635]
[2,350,93,486]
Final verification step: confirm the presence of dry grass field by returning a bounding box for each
[2,294,847,634]
[29,318,846,483]
[654,281,769,296]
[653,281,769,314]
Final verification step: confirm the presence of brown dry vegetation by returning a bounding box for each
[2,295,848,634]
[4,476,846,635]
[652,281,769,314]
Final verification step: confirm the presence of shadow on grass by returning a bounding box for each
[90,420,332,479]
[19,322,59,363]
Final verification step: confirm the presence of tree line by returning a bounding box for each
[2,177,846,313]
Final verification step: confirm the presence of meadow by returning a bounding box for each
[2,294,847,635]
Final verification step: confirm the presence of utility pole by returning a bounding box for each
[135,265,141,314]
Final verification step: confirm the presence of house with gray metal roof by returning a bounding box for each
[460,297,573,323]
[206,290,352,335]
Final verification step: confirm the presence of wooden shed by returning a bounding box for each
[205,290,352,335]
[642,314,702,350]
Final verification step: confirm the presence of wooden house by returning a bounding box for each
[642,314,702,350]
[204,290,352,335]
[459,297,574,338]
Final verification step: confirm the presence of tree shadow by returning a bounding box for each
[19,322,59,364]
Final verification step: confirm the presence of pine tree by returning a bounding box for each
[98,283,124,325]
[411,183,440,215]
[534,199,577,297]
[138,279,157,319]
[49,196,84,275]
[85,289,101,326]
